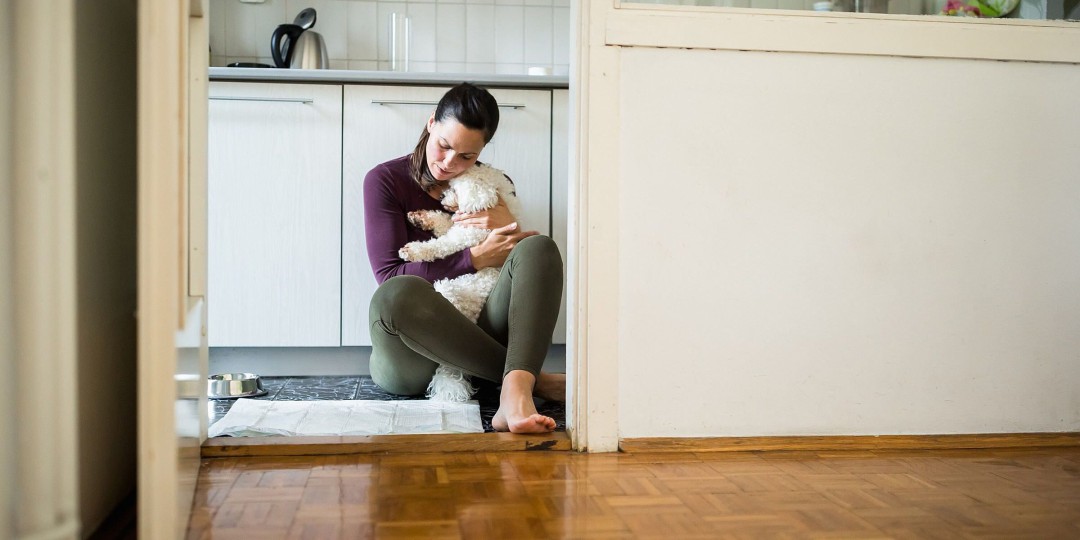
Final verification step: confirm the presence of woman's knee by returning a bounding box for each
[370,354,434,396]
[511,236,565,282]
[511,235,563,275]
[370,275,436,324]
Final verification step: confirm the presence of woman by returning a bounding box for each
[363,82,565,434]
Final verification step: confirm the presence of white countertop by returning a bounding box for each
[208,67,569,89]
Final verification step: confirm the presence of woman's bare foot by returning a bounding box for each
[534,371,566,402]
[492,370,557,434]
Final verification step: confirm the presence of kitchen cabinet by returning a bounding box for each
[341,85,553,346]
[208,79,566,349]
[207,82,343,346]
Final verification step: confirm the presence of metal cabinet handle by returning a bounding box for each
[371,99,525,110]
[209,96,314,104]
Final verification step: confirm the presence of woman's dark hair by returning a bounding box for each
[409,82,500,191]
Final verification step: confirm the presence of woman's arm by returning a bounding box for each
[451,172,536,267]
[450,197,516,230]
[363,164,475,284]
[468,222,538,270]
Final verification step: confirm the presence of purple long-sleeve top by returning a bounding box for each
[364,155,476,284]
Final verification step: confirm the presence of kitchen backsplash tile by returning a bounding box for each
[408,3,438,62]
[465,62,496,74]
[523,6,553,66]
[435,4,467,62]
[223,0,259,58]
[410,61,438,72]
[495,62,527,75]
[437,62,468,73]
[209,3,227,56]
[494,6,525,65]
[464,4,496,64]
[375,2,406,65]
[552,6,569,66]
[347,2,378,60]
[209,0,569,75]
[295,0,348,60]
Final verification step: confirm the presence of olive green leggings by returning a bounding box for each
[368,235,564,396]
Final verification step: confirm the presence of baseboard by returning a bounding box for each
[209,346,373,376]
[202,431,572,457]
[619,432,1080,453]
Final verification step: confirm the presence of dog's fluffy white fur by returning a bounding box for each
[398,163,521,402]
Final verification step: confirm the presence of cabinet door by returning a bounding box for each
[481,88,553,239]
[341,85,552,346]
[208,82,343,346]
[551,89,569,344]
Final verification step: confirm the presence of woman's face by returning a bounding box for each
[425,116,486,182]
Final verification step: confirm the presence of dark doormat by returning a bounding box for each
[209,375,565,433]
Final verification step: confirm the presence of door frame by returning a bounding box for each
[607,2,1080,63]
[5,0,81,536]
[137,0,209,538]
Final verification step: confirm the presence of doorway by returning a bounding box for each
[200,6,575,445]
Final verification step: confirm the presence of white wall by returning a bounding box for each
[615,46,1080,438]
[209,0,571,75]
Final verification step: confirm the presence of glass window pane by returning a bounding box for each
[625,0,1080,19]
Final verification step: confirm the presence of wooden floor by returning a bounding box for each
[187,447,1080,539]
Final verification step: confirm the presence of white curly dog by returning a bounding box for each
[398,163,521,402]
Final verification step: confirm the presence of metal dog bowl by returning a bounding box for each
[208,372,267,400]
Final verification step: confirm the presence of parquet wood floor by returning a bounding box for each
[187,447,1080,539]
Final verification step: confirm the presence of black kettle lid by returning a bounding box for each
[293,8,316,30]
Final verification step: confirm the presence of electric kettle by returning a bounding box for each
[271,8,329,69]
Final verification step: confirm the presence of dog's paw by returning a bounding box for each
[398,245,414,261]
[406,211,426,228]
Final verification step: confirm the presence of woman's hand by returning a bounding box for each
[452,197,516,231]
[470,222,538,269]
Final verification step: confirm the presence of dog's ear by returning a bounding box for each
[441,187,459,212]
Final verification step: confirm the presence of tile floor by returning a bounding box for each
[209,375,565,434]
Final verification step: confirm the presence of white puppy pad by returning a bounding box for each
[208,399,483,437]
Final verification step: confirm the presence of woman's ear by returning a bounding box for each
[426,114,437,134]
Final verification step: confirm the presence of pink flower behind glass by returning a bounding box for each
[941,0,983,16]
